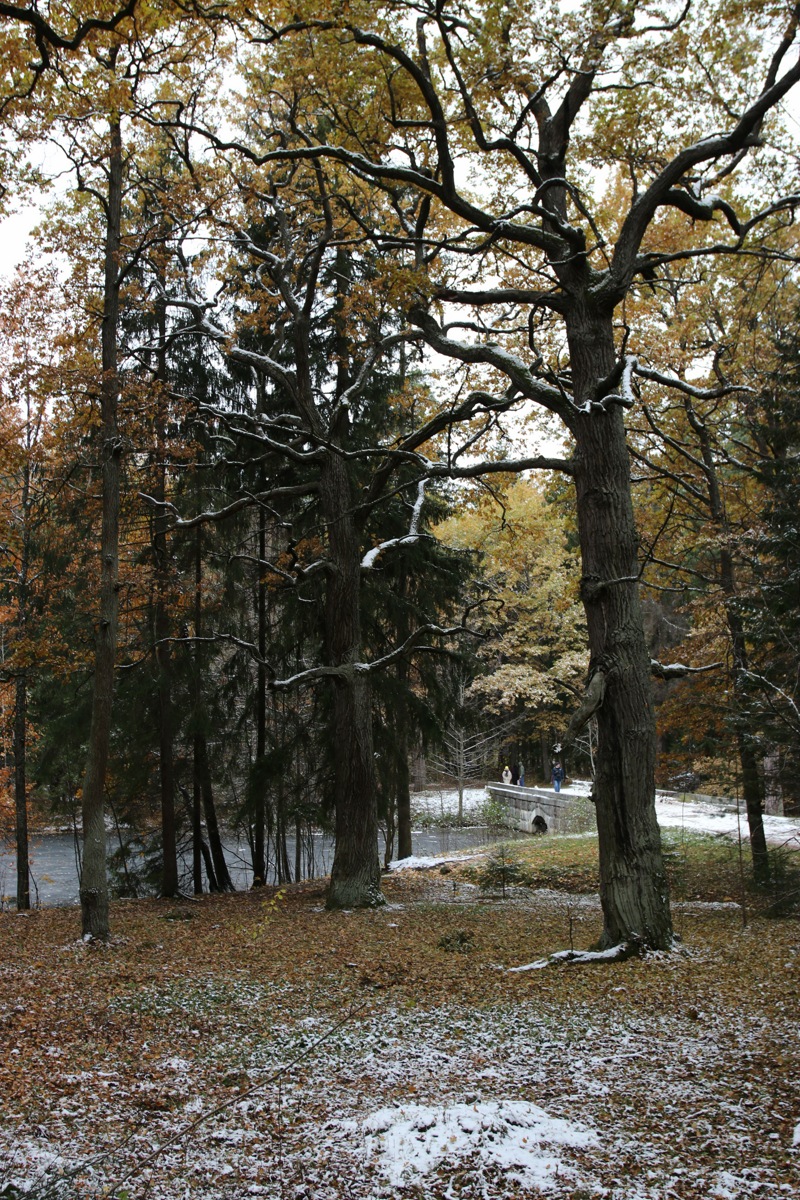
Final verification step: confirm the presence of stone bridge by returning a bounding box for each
[486,783,596,836]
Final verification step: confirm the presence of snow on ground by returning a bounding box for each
[348,1099,597,1191]
[411,783,800,847]
[387,852,483,871]
[1,785,798,1199]
[654,796,800,846]
[2,979,797,1199]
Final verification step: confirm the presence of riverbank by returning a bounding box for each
[3,783,799,909]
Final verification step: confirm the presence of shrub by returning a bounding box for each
[477,845,525,897]
[438,929,475,953]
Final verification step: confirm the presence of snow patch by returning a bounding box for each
[510,945,629,971]
[347,1099,598,1190]
[387,852,481,871]
[656,798,800,845]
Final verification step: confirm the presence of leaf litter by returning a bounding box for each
[0,842,798,1200]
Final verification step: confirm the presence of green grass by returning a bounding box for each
[453,828,800,913]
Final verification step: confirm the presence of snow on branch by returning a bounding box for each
[355,618,479,674]
[661,188,742,235]
[509,943,643,970]
[267,620,475,690]
[139,482,318,530]
[635,364,754,400]
[740,670,800,730]
[650,659,723,679]
[361,480,426,569]
[425,451,574,479]
[585,355,637,412]
[408,306,567,417]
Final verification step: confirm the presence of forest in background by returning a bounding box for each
[0,0,798,945]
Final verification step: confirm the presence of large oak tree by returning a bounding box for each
[212,0,800,949]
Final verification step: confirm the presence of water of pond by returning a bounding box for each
[0,824,509,909]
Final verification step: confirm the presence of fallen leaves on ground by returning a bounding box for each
[0,852,798,1200]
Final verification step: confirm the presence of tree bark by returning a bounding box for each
[193,526,235,893]
[153,297,178,898]
[687,407,769,882]
[14,446,31,912]
[720,550,769,883]
[568,306,672,951]
[323,455,383,909]
[394,576,413,859]
[396,726,412,861]
[14,672,29,911]
[80,115,123,941]
[194,730,234,891]
[192,772,203,894]
[156,620,179,898]
[253,497,267,887]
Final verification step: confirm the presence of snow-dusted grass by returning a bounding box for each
[0,872,798,1200]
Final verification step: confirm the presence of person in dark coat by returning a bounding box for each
[511,763,520,785]
[551,761,565,793]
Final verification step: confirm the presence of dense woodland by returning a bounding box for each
[0,0,798,951]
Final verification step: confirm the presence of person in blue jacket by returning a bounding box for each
[551,761,565,793]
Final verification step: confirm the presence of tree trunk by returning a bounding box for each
[192,773,203,894]
[198,836,218,892]
[275,786,292,883]
[153,299,179,898]
[80,116,123,941]
[253,498,267,887]
[155,610,178,897]
[323,454,383,909]
[719,549,770,883]
[540,732,551,787]
[195,730,234,891]
[394,583,413,860]
[568,306,672,951]
[14,672,29,911]
[396,729,412,861]
[193,527,234,893]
